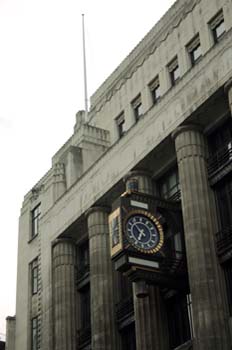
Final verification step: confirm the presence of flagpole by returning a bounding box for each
[82,14,88,123]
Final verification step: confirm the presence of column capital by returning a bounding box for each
[172,123,203,141]
[123,169,152,183]
[224,77,232,95]
[85,205,111,218]
[52,237,76,249]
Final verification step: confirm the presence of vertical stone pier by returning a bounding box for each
[86,207,117,350]
[125,170,168,350]
[52,238,77,350]
[173,125,229,350]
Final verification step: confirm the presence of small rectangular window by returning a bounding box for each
[149,77,161,105]
[31,317,38,350]
[131,95,142,122]
[31,258,38,295]
[186,34,202,66]
[116,112,125,138]
[168,57,180,86]
[209,10,225,43]
[31,204,41,239]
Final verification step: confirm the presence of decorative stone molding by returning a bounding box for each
[30,184,45,202]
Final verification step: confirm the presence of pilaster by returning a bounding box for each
[52,238,77,350]
[86,206,117,350]
[52,163,66,202]
[173,124,229,350]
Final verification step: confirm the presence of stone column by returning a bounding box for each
[86,207,117,350]
[173,125,229,350]
[5,316,16,350]
[124,170,153,194]
[125,171,168,350]
[225,78,232,114]
[52,238,77,350]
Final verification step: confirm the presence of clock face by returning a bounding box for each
[125,210,164,254]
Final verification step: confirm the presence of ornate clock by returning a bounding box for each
[124,210,164,254]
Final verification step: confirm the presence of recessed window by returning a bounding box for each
[187,34,202,66]
[168,57,180,86]
[149,77,161,105]
[209,10,225,43]
[131,95,142,122]
[31,204,41,239]
[31,258,38,295]
[31,317,38,350]
[115,112,125,138]
[80,284,91,329]
[158,167,180,201]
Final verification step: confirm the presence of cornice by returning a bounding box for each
[89,0,200,118]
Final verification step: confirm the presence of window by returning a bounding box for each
[31,204,41,239]
[79,241,89,271]
[149,76,161,105]
[121,323,136,350]
[166,293,192,348]
[131,95,142,122]
[158,167,180,201]
[223,260,232,316]
[187,34,202,66]
[80,285,91,329]
[31,258,38,295]
[209,10,225,43]
[168,57,180,86]
[116,112,126,138]
[31,317,38,350]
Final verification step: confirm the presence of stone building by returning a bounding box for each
[7,0,232,349]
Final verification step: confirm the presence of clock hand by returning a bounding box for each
[138,230,145,240]
[134,224,146,240]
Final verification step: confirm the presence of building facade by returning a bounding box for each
[7,0,232,349]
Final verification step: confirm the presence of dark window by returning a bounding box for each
[121,323,136,350]
[158,167,180,201]
[149,77,161,104]
[216,180,232,229]
[116,112,125,138]
[207,118,232,176]
[78,241,90,279]
[166,293,191,349]
[119,273,133,301]
[131,95,143,122]
[31,258,38,295]
[80,285,91,329]
[31,204,41,238]
[31,317,38,350]
[187,35,202,66]
[223,260,232,316]
[209,10,225,43]
[208,118,232,154]
[168,57,180,86]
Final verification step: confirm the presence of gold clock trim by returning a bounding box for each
[124,209,164,255]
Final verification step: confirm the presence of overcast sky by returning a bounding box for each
[0,0,176,336]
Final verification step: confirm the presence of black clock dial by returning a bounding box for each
[125,210,164,254]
